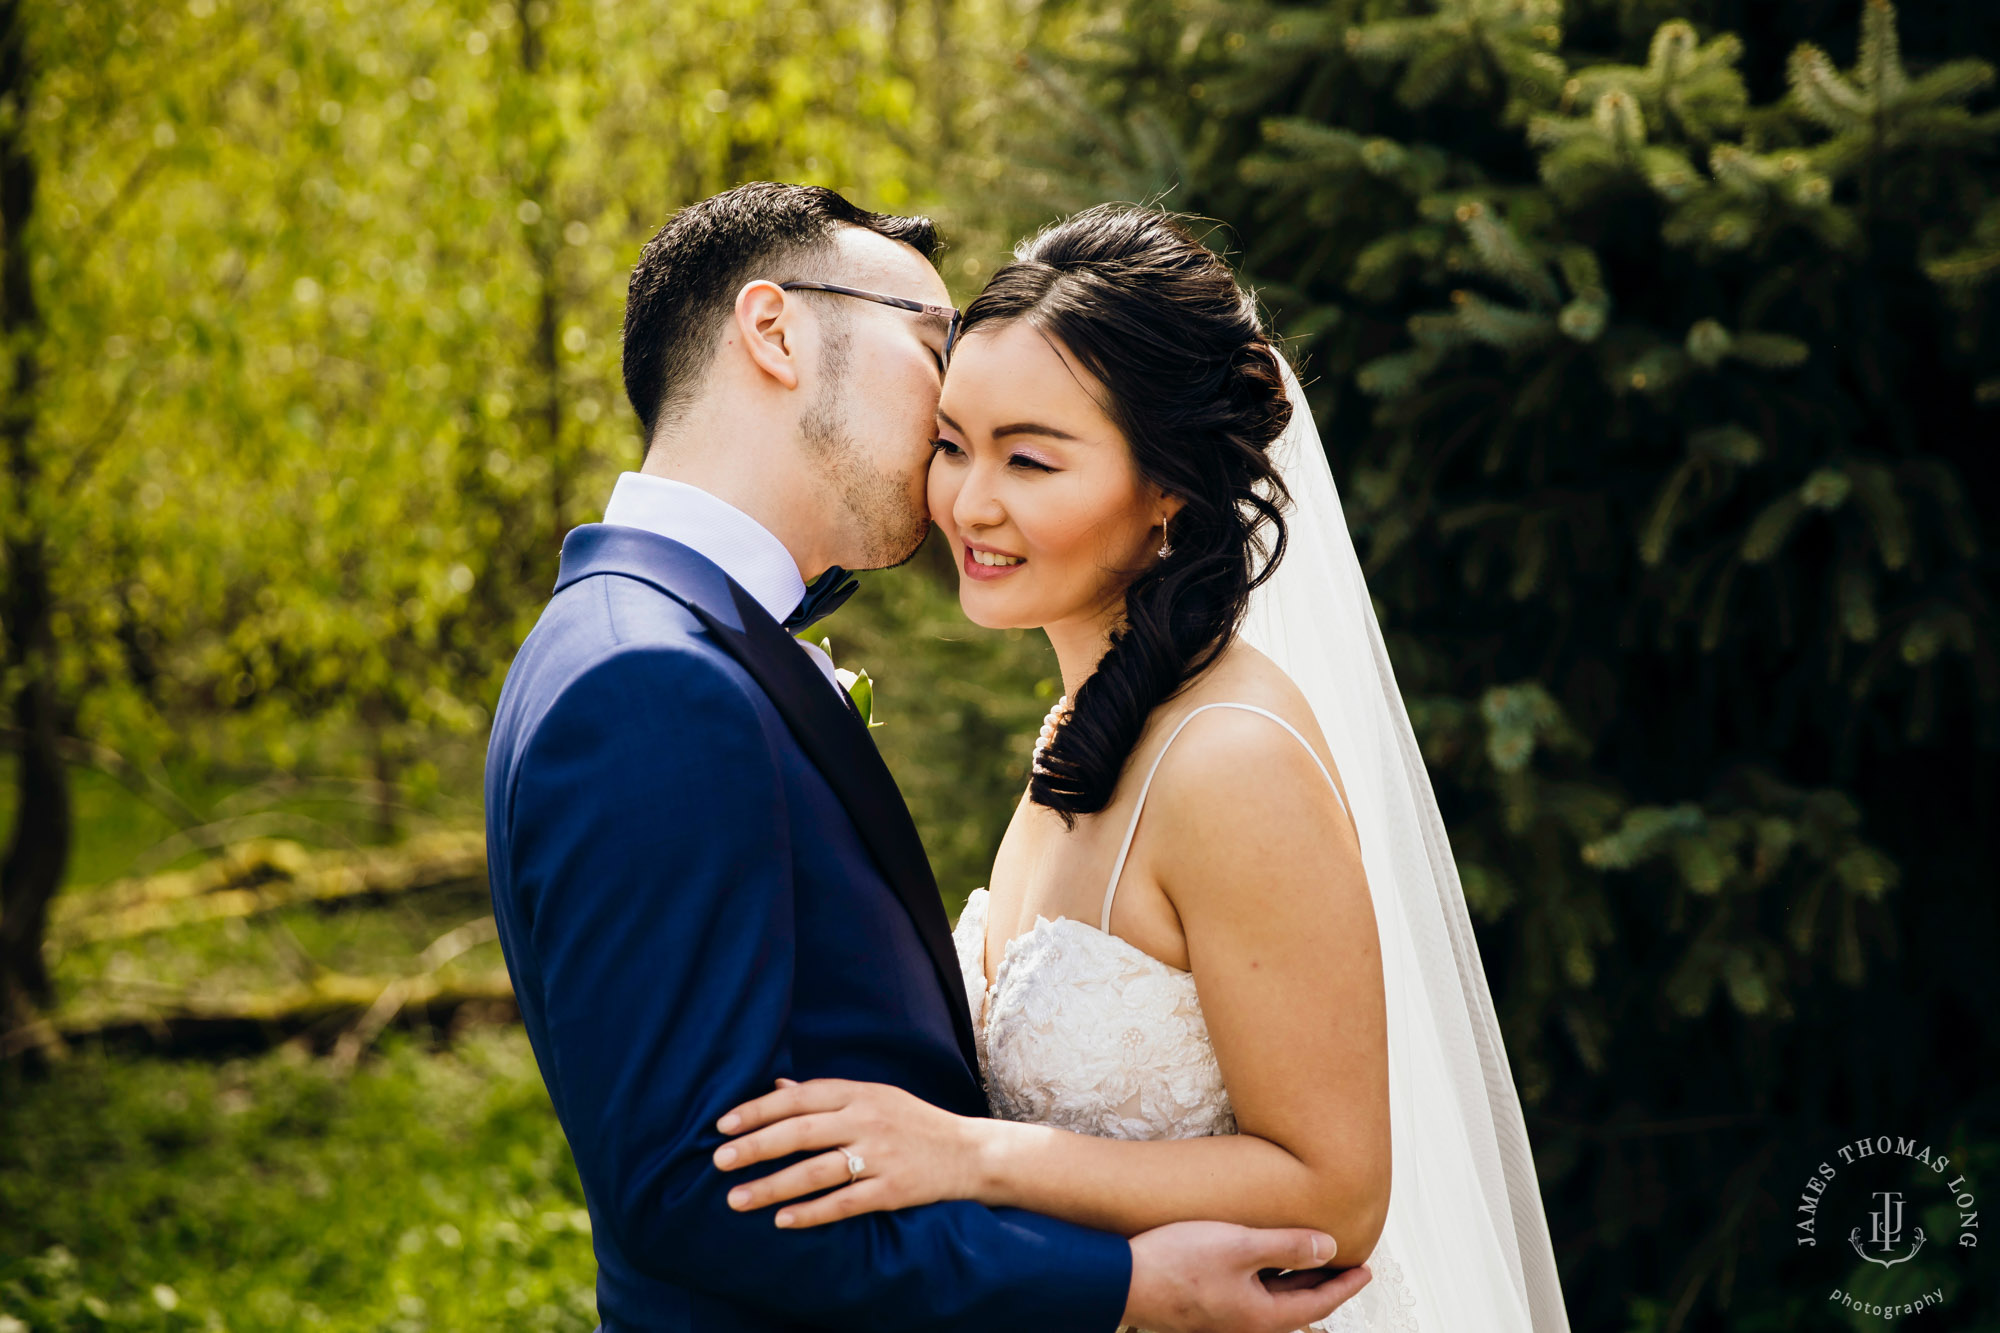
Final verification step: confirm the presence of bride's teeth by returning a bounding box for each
[972,549,1023,567]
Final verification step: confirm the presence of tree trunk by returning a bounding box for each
[536,245,562,550]
[930,0,954,157]
[0,662,68,1014]
[518,0,565,558]
[0,0,70,1026]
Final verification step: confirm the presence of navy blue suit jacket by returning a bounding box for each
[484,525,1131,1333]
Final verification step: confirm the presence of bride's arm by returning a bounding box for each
[713,707,1392,1260]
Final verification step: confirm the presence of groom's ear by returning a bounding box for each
[732,280,801,392]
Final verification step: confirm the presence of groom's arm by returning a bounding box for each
[507,644,1131,1333]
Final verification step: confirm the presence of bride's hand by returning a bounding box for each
[712,1077,985,1228]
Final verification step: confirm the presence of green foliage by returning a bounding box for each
[0,5,1077,1313]
[0,1030,595,1331]
[1,0,1060,1013]
[11,0,956,784]
[999,0,2000,1325]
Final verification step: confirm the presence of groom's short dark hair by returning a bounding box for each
[622,182,940,442]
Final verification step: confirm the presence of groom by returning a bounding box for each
[484,182,1370,1333]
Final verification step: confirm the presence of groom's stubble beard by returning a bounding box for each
[800,318,931,570]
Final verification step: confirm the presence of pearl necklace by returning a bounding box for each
[1031,695,1071,775]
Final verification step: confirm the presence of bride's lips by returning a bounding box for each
[962,541,1027,582]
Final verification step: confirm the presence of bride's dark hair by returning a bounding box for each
[962,204,1294,825]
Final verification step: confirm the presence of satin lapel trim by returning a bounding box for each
[556,526,745,631]
[685,582,981,1080]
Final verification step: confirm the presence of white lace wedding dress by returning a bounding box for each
[951,702,1420,1333]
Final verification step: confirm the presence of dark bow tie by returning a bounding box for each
[782,566,859,634]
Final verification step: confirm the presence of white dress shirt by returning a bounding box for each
[602,472,842,692]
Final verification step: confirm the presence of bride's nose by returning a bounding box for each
[951,464,1008,533]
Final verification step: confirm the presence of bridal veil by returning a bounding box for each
[1238,354,1571,1332]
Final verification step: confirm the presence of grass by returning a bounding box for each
[0,1030,595,1332]
[3,744,583,1332]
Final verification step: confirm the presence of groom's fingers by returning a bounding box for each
[1237,1227,1337,1274]
[713,1109,847,1170]
[1260,1268,1342,1293]
[1263,1262,1371,1330]
[716,1078,854,1134]
[724,1148,856,1212]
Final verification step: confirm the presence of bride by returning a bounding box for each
[709,205,1571,1332]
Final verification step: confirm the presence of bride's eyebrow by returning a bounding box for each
[992,421,1078,441]
[935,408,1079,442]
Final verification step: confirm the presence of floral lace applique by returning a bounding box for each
[952,889,1418,1332]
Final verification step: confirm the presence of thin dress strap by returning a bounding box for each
[1099,702,1348,933]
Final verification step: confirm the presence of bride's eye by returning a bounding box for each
[1008,454,1056,473]
[931,438,964,458]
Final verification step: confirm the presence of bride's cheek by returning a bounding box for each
[926,458,957,521]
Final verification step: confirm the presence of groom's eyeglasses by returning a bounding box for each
[778,281,963,372]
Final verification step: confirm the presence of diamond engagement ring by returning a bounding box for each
[844,1151,865,1182]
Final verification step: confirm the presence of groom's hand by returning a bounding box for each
[1123,1220,1370,1333]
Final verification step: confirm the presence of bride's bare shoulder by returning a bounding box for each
[1137,639,1354,843]
[1131,647,1361,918]
[1166,639,1333,755]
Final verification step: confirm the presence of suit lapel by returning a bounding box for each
[554,525,982,1080]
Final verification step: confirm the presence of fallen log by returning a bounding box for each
[2,967,517,1063]
[51,829,488,949]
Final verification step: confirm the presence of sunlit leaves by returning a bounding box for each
[10,0,960,797]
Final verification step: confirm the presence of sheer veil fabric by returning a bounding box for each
[1238,355,1571,1331]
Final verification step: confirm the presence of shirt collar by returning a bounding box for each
[601,473,806,626]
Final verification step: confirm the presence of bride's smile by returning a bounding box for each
[962,540,1025,576]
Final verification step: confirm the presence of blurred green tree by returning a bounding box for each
[998,0,1999,1324]
[0,0,1035,1030]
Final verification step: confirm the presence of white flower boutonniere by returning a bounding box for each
[798,632,880,729]
[834,665,878,728]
